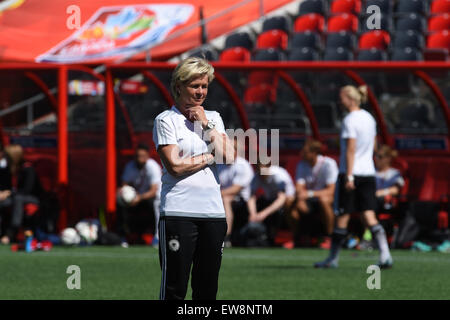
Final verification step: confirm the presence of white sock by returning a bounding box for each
[370,224,391,262]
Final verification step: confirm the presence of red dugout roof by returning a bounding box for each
[0,0,292,63]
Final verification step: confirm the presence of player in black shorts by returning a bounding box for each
[315,85,393,269]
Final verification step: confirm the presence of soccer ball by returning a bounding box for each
[75,221,98,244]
[120,185,137,204]
[61,228,81,245]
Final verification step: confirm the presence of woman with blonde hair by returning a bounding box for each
[153,57,235,300]
[315,85,393,269]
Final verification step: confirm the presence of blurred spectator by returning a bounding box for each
[217,137,254,247]
[0,143,12,240]
[374,145,405,212]
[289,139,338,249]
[116,143,161,247]
[0,144,42,244]
[247,161,295,245]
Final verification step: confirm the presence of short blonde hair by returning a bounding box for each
[341,85,368,105]
[170,57,215,102]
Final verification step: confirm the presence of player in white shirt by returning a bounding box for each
[315,85,393,269]
[247,162,296,245]
[217,138,254,247]
[116,143,162,248]
[153,58,235,300]
[289,139,338,249]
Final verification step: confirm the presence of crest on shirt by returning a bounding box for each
[168,238,180,252]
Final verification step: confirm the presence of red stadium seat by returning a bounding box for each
[428,14,450,32]
[25,203,39,216]
[431,0,450,15]
[427,30,450,50]
[247,71,278,86]
[294,13,325,33]
[219,47,251,61]
[327,14,359,32]
[330,0,362,15]
[418,159,450,202]
[256,30,289,50]
[244,84,277,105]
[425,29,449,59]
[359,30,391,50]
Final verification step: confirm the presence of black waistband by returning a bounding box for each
[160,216,226,222]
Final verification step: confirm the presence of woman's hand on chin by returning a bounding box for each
[187,105,208,127]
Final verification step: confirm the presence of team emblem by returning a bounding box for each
[168,239,180,252]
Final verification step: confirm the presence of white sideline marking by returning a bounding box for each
[0,249,449,263]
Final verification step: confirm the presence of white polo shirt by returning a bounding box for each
[339,109,377,176]
[121,158,162,199]
[251,165,296,200]
[153,106,226,219]
[296,155,338,191]
[217,156,254,201]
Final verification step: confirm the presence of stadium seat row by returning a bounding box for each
[191,30,448,61]
[266,0,450,34]
[227,29,449,52]
[298,0,450,17]
[215,46,426,61]
[292,12,449,34]
[189,0,449,62]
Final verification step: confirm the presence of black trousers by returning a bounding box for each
[0,194,39,239]
[158,216,227,300]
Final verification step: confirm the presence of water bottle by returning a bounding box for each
[24,230,34,253]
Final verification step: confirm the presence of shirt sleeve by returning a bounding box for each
[213,112,226,135]
[277,181,287,193]
[325,159,339,185]
[392,170,405,187]
[153,116,177,149]
[146,160,162,186]
[274,173,288,193]
[232,161,254,187]
[295,162,307,185]
[342,117,357,139]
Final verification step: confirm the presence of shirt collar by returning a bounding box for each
[316,155,324,165]
[172,105,181,115]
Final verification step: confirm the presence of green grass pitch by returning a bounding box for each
[1,245,449,300]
